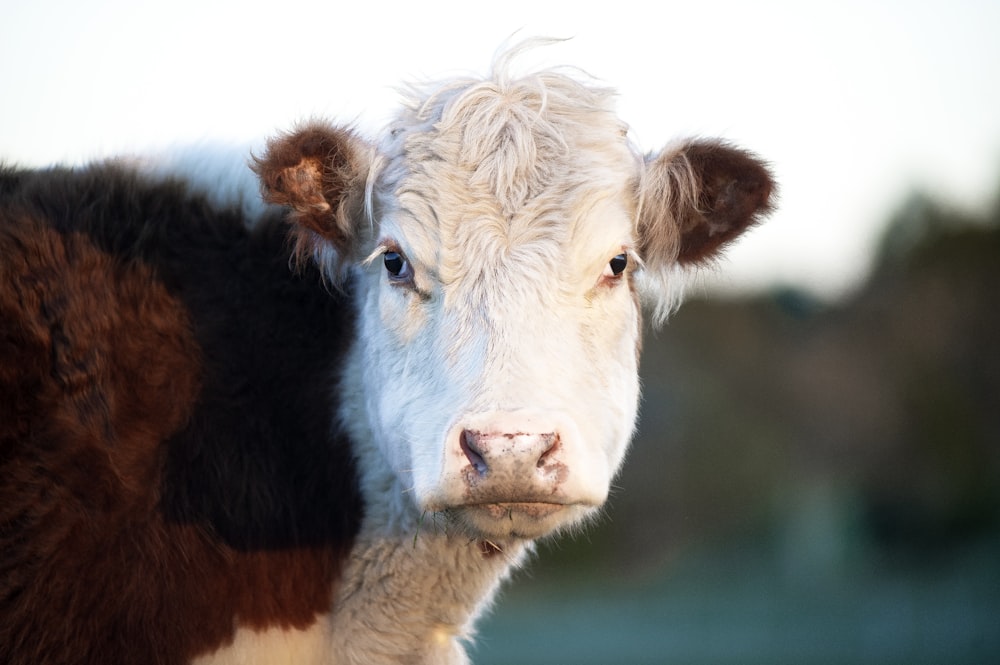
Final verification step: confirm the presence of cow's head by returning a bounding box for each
[254,68,774,542]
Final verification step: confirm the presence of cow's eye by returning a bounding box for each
[608,253,628,276]
[383,251,412,282]
[384,251,404,275]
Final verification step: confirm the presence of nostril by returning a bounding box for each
[535,433,560,468]
[460,430,488,475]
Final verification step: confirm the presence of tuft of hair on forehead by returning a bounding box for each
[385,39,627,218]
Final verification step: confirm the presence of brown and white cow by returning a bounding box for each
[0,46,774,664]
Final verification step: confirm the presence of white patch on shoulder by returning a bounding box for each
[128,141,271,222]
[191,615,332,665]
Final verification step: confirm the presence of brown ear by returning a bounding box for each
[639,139,775,268]
[253,122,371,271]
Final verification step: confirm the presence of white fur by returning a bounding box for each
[128,142,270,222]
[361,65,643,528]
[192,619,332,665]
[325,348,531,664]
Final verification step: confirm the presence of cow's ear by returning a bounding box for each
[253,122,372,277]
[635,139,775,320]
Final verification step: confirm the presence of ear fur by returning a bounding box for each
[636,139,776,320]
[253,122,371,277]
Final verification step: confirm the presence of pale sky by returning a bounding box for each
[3,0,998,299]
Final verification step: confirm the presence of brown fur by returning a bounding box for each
[639,139,776,268]
[0,165,362,664]
[1,215,207,663]
[253,123,371,270]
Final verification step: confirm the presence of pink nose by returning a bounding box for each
[459,428,560,478]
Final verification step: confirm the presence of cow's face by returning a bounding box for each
[255,73,774,542]
[355,94,642,539]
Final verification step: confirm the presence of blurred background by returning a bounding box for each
[3,1,998,662]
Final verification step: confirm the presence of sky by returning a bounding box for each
[2,0,998,299]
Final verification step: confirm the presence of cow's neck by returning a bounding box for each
[328,517,528,664]
[331,350,530,665]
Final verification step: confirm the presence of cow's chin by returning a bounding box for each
[447,502,592,541]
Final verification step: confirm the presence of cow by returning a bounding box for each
[0,46,775,664]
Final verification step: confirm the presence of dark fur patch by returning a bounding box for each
[0,164,362,664]
[638,139,776,270]
[676,141,776,264]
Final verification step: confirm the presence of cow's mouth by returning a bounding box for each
[468,501,565,520]
[447,500,589,540]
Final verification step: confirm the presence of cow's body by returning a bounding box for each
[1,47,774,664]
[0,165,361,663]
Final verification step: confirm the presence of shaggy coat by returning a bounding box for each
[0,166,362,663]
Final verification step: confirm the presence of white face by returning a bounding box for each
[255,60,774,546]
[353,98,645,540]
